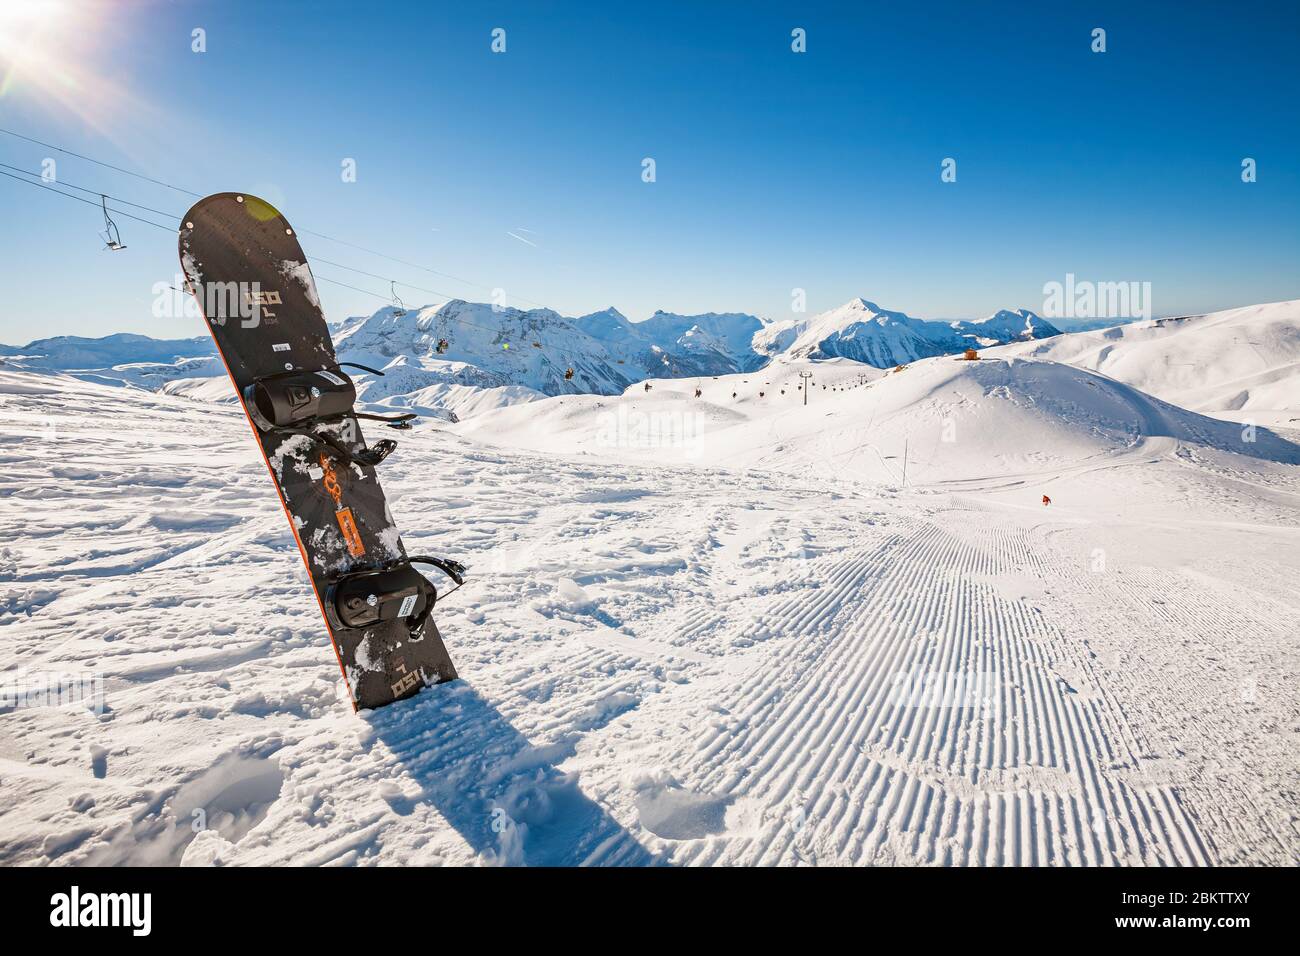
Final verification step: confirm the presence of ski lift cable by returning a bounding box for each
[294,228,549,310]
[0,168,178,231]
[0,169,562,352]
[0,127,551,308]
[310,271,537,341]
[0,160,473,303]
[0,166,576,362]
[0,126,203,198]
[0,161,183,220]
[0,159,479,306]
[311,273,533,342]
[309,255,461,302]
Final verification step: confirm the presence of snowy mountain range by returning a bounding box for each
[0,332,222,389]
[574,307,770,377]
[0,297,1062,416]
[4,298,1296,431]
[754,299,1061,367]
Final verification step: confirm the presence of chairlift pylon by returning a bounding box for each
[100,195,126,251]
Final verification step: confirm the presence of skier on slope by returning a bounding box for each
[1042,494,1052,506]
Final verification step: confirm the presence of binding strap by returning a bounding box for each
[324,556,468,636]
[243,365,415,466]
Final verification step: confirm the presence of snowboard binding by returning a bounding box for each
[244,364,417,468]
[248,367,358,428]
[325,556,467,637]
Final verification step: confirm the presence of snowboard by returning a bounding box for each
[179,192,458,711]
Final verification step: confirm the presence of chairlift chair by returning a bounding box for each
[100,195,126,251]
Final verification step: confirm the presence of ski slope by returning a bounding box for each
[991,300,1300,428]
[0,362,1296,866]
[456,353,1300,482]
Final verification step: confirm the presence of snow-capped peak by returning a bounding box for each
[954,308,1061,343]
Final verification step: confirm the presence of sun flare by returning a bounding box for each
[0,0,135,128]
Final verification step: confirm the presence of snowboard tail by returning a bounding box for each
[178,192,458,710]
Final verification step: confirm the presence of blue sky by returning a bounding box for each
[0,0,1297,342]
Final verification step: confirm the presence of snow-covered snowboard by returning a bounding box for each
[179,192,459,710]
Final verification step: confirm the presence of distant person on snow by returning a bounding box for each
[644,382,652,392]
[1042,495,1051,506]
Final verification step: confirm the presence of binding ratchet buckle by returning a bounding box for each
[243,364,417,467]
[324,556,467,636]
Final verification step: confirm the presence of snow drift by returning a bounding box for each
[455,353,1300,484]
[990,299,1300,427]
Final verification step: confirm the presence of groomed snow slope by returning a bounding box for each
[1,367,1296,866]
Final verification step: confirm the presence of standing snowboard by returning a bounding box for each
[179,192,460,710]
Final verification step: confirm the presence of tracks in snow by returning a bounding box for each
[2,371,1291,866]
[620,509,1214,866]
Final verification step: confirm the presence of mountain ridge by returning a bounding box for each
[0,297,1091,415]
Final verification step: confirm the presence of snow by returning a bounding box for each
[575,307,769,377]
[278,259,321,310]
[1,308,1297,865]
[0,332,221,393]
[332,301,634,399]
[754,299,1060,368]
[990,299,1300,429]
[456,352,1300,482]
[0,296,1065,422]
